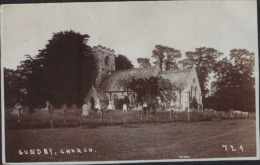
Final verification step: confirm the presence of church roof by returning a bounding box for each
[99,66,160,91]
[160,68,192,89]
[99,66,194,92]
[85,86,109,102]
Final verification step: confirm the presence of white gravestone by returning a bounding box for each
[82,103,90,116]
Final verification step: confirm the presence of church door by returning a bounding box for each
[90,97,95,110]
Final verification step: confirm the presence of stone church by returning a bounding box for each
[84,45,203,111]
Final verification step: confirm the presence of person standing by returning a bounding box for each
[123,103,128,125]
[143,101,148,120]
[15,103,22,123]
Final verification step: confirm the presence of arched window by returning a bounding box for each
[105,56,109,66]
[193,78,196,84]
[90,97,95,110]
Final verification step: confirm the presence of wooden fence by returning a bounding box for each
[5,107,254,127]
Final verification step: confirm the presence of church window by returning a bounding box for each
[90,97,95,110]
[105,56,109,66]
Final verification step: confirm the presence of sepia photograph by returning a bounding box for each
[1,1,259,164]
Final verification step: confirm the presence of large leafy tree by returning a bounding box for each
[230,49,255,76]
[35,30,97,106]
[115,54,134,70]
[180,47,223,98]
[208,49,255,112]
[152,45,181,71]
[4,68,24,107]
[5,30,97,108]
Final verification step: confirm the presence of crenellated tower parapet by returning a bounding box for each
[92,45,116,87]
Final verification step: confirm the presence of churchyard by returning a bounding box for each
[5,106,255,129]
[5,119,256,162]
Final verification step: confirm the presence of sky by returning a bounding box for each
[1,1,258,69]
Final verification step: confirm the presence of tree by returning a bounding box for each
[230,49,255,76]
[178,59,193,69]
[8,30,97,108]
[115,54,134,70]
[152,45,181,71]
[181,47,223,98]
[209,49,255,112]
[119,76,176,110]
[137,58,151,68]
[4,68,24,107]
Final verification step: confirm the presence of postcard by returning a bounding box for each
[1,1,259,164]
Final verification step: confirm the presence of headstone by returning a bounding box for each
[82,103,90,116]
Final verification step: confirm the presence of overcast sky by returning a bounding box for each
[1,1,258,69]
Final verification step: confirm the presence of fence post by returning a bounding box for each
[187,109,190,122]
[18,107,22,124]
[146,109,149,121]
[109,110,113,125]
[123,111,127,125]
[193,109,195,121]
[101,109,104,123]
[63,106,67,124]
[78,108,82,126]
[170,110,172,122]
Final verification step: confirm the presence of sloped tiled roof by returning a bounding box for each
[160,69,192,89]
[99,66,160,91]
[92,87,109,102]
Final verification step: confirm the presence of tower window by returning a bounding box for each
[105,56,109,66]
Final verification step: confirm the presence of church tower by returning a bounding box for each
[92,45,116,87]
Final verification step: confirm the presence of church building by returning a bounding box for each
[84,45,203,111]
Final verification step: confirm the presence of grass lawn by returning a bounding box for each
[4,119,257,163]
